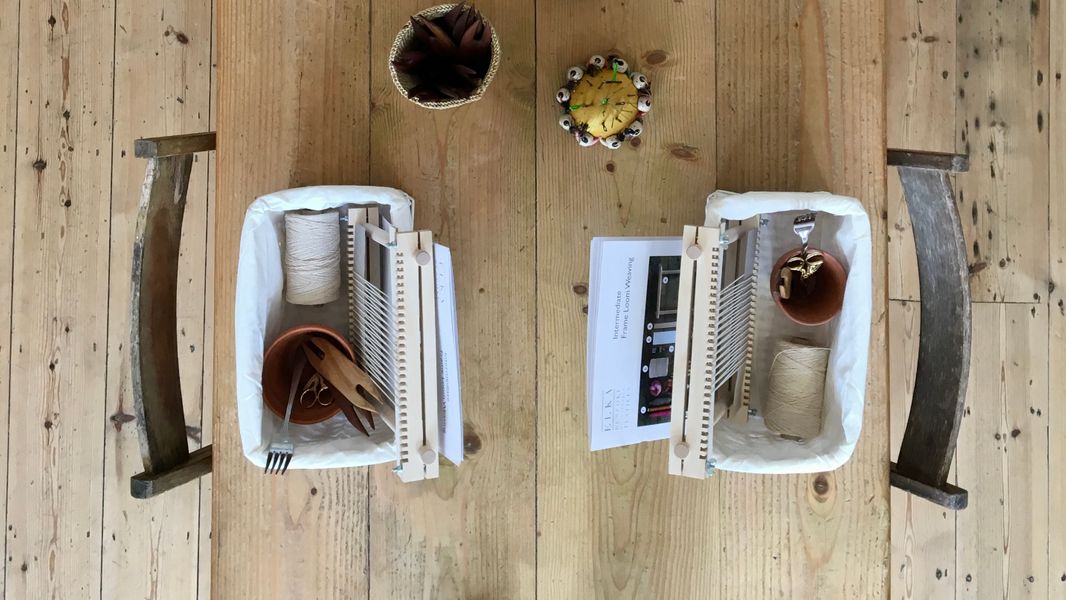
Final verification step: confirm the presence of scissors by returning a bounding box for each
[298,373,333,408]
[785,249,824,280]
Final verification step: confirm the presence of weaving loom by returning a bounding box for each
[346,207,442,482]
[669,217,762,478]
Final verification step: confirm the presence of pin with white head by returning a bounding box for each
[637,94,652,112]
[567,65,585,81]
[624,119,644,138]
[576,131,598,147]
[556,87,571,105]
[558,114,575,131]
[630,72,649,90]
[599,134,624,150]
[610,57,629,74]
[588,55,606,70]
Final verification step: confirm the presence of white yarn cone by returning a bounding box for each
[764,338,829,440]
[284,210,341,305]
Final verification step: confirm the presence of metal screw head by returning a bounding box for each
[704,459,716,477]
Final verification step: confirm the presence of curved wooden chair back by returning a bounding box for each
[887,149,971,510]
[129,132,216,499]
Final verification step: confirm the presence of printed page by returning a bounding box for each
[587,237,683,450]
[434,244,463,465]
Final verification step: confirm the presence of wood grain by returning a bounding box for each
[134,132,217,158]
[716,1,889,597]
[889,300,956,600]
[101,0,212,593]
[0,1,1056,599]
[956,0,1049,303]
[535,0,719,597]
[1051,1,1066,595]
[715,2,810,596]
[5,1,114,597]
[886,0,956,301]
[367,1,537,597]
[891,166,970,493]
[199,18,218,599]
[955,303,1048,597]
[213,2,371,598]
[0,1,17,593]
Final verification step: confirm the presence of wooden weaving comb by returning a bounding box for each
[301,338,397,431]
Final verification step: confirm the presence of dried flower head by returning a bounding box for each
[392,3,494,102]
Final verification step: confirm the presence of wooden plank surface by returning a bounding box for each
[213,2,372,598]
[889,300,956,600]
[886,0,956,301]
[884,5,968,541]
[0,2,17,593]
[101,1,212,597]
[956,0,1049,303]
[715,2,889,597]
[1049,1,1065,594]
[199,17,218,598]
[5,1,114,597]
[0,0,1058,598]
[366,1,536,598]
[955,303,1048,597]
[211,0,888,597]
[535,0,720,596]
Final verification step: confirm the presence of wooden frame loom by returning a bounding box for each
[346,207,441,482]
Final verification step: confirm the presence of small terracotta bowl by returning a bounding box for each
[262,324,354,425]
[770,247,846,326]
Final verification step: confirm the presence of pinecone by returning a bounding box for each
[392,3,494,102]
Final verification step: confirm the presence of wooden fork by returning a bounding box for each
[301,338,397,431]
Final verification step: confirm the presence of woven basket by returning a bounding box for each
[388,4,501,110]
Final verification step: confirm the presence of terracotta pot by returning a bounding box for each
[262,324,353,425]
[770,247,846,326]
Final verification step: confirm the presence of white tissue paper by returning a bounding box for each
[234,186,414,470]
[705,190,872,474]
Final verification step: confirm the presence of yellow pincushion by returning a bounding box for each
[556,54,650,149]
[569,69,640,138]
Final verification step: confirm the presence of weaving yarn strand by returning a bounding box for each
[764,338,829,440]
[284,210,341,305]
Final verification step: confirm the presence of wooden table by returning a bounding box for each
[214,1,888,597]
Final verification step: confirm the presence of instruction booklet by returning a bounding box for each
[587,237,683,450]
[434,244,463,465]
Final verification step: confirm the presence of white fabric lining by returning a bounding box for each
[705,190,872,474]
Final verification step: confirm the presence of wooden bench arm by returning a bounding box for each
[887,149,971,510]
[129,133,216,499]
